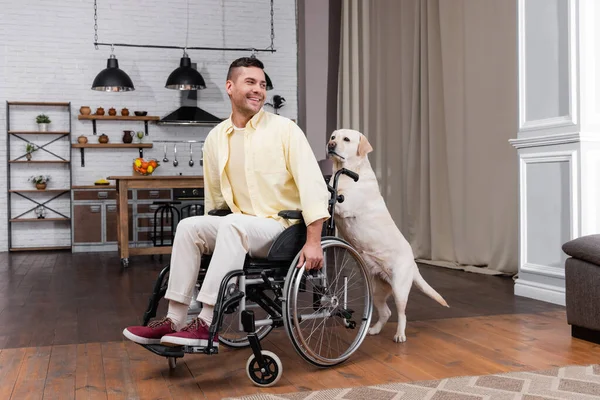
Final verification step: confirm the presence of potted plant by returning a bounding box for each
[25,143,37,161]
[36,114,51,131]
[29,175,50,190]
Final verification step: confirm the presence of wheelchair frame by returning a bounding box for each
[139,167,372,386]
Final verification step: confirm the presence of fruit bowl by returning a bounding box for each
[133,158,160,176]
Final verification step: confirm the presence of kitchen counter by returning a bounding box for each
[107,175,204,267]
[72,185,116,190]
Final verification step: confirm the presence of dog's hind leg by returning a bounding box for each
[390,275,412,343]
[368,276,392,336]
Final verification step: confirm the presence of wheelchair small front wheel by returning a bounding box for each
[246,350,282,387]
[167,357,177,369]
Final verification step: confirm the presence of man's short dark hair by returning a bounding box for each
[227,57,265,81]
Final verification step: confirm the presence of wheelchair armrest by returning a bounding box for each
[208,209,232,217]
[278,210,303,220]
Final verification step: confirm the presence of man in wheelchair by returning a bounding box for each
[123,57,330,349]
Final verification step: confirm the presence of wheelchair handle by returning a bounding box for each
[341,168,359,182]
[324,168,359,236]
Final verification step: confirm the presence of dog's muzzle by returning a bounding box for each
[327,143,345,160]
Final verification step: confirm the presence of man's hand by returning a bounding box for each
[296,218,325,270]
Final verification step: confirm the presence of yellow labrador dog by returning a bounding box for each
[327,128,449,342]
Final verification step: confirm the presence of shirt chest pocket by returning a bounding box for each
[252,142,287,173]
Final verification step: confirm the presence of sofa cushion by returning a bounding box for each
[562,234,600,266]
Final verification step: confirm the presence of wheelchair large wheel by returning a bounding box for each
[283,238,373,367]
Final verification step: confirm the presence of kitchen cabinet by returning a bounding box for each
[73,204,102,243]
[106,204,133,243]
[71,188,134,252]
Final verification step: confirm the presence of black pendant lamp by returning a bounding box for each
[91,53,135,92]
[166,51,206,90]
[265,72,273,91]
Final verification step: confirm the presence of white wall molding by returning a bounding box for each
[514,278,566,306]
[516,148,578,304]
[521,262,565,279]
[518,0,579,133]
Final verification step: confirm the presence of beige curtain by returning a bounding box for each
[337,0,518,275]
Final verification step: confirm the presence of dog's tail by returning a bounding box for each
[412,265,449,307]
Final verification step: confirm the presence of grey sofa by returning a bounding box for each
[562,234,600,344]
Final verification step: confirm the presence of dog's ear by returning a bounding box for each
[357,134,373,157]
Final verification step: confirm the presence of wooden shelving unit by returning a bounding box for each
[10,218,71,223]
[71,143,153,148]
[9,160,70,164]
[9,189,71,193]
[71,143,153,167]
[77,115,159,121]
[6,101,72,252]
[77,114,159,136]
[9,131,71,135]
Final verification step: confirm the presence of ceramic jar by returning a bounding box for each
[77,135,88,144]
[122,130,133,144]
[98,134,109,144]
[80,106,91,115]
[108,107,117,116]
[96,107,105,116]
[121,108,130,116]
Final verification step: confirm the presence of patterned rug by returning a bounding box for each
[226,364,600,400]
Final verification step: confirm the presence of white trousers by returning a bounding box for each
[164,213,285,306]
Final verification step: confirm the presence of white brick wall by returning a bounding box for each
[0,0,299,251]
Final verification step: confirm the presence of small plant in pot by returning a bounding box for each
[29,175,50,190]
[25,143,37,161]
[36,114,51,131]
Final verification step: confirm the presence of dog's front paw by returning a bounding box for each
[393,334,407,343]
[368,325,382,335]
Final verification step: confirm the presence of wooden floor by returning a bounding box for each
[0,251,598,399]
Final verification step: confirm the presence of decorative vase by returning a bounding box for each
[80,106,91,115]
[38,123,48,132]
[122,130,133,144]
[108,107,117,116]
[77,135,88,144]
[26,153,32,161]
[36,182,46,190]
[98,134,109,144]
[121,108,130,116]
[96,107,105,116]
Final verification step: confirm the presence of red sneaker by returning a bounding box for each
[123,317,177,345]
[160,318,219,347]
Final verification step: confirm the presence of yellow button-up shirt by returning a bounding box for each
[202,109,330,228]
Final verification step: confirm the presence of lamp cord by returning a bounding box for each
[270,0,274,51]
[185,0,189,51]
[94,0,98,50]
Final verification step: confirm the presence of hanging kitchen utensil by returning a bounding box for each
[189,143,194,167]
[173,144,179,167]
[163,144,169,162]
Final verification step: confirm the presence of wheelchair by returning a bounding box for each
[138,168,374,387]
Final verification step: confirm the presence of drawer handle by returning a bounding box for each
[149,205,159,211]
[107,205,117,212]
[149,190,159,198]
[98,192,108,199]
[90,206,101,213]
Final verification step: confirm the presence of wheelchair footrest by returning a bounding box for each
[141,344,185,358]
[140,343,219,357]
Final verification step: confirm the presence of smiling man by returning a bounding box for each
[123,57,330,349]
